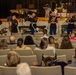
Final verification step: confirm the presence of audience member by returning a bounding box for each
[24,35,35,45]
[0,39,8,49]
[9,36,16,44]
[48,36,54,44]
[41,29,48,39]
[34,37,55,56]
[6,51,20,67]
[34,37,48,50]
[47,36,56,56]
[60,35,73,49]
[42,55,67,75]
[16,63,31,75]
[48,36,59,48]
[16,38,31,50]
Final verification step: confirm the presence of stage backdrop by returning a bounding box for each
[0,0,71,18]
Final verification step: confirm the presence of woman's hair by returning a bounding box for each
[6,51,20,67]
[60,35,73,49]
[48,36,54,44]
[39,37,48,49]
[16,63,31,75]
[17,38,23,48]
[24,35,34,45]
[0,39,8,49]
[42,56,56,66]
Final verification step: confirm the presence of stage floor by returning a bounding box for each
[0,17,67,22]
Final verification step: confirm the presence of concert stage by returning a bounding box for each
[0,17,68,35]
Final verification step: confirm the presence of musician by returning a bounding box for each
[10,15,18,34]
[29,12,37,35]
[43,4,51,17]
[67,16,75,34]
[49,11,56,23]
[49,17,57,35]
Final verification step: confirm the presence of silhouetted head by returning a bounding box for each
[24,35,34,45]
[17,38,23,48]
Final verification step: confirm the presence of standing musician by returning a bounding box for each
[49,12,58,35]
[28,12,37,35]
[67,16,76,34]
[9,15,18,34]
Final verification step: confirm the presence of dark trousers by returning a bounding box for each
[50,29,56,35]
[31,29,35,35]
[55,61,67,75]
[67,29,72,34]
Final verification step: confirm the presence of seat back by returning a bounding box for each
[33,50,54,64]
[0,49,10,55]
[34,32,43,37]
[64,66,76,75]
[13,49,33,56]
[57,55,67,62]
[1,66,16,75]
[72,55,75,62]
[56,49,75,62]
[8,44,17,50]
[31,66,62,75]
[0,55,7,66]
[44,55,67,63]
[0,66,3,75]
[20,55,38,65]
[26,45,36,50]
